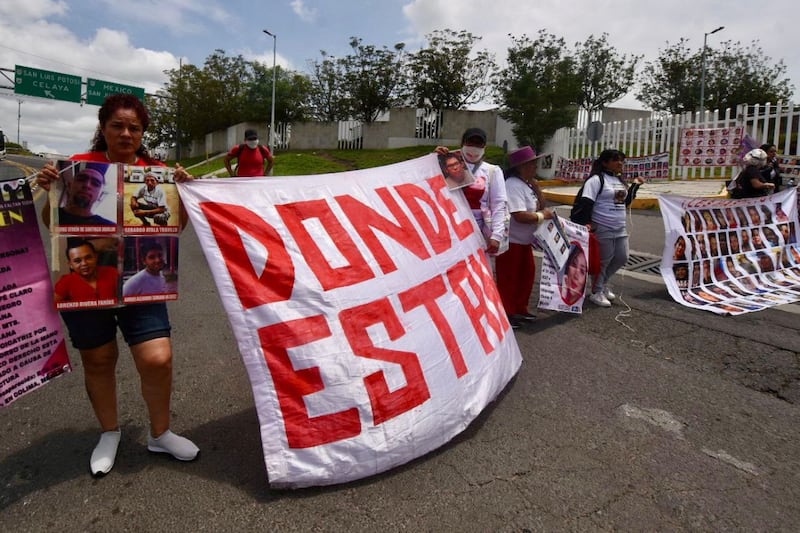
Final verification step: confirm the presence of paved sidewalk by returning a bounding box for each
[543,179,728,209]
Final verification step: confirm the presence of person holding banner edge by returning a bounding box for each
[35,94,198,476]
[496,146,553,328]
[436,128,509,256]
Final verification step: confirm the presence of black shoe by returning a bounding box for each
[508,316,522,329]
[519,312,537,320]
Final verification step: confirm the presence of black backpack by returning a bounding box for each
[569,174,605,225]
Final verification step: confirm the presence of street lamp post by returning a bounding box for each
[263,29,277,168]
[699,26,725,116]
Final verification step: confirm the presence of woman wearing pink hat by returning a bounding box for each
[496,145,553,328]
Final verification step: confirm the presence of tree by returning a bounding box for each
[574,33,640,117]
[703,40,793,112]
[638,38,794,113]
[339,37,406,123]
[497,31,580,149]
[147,50,313,152]
[401,29,497,109]
[306,51,350,121]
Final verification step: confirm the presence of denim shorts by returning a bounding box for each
[61,303,171,350]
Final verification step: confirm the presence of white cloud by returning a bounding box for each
[291,0,319,23]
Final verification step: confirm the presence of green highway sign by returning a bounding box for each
[86,78,145,106]
[14,65,82,102]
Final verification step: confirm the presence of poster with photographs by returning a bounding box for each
[678,127,744,167]
[777,155,800,182]
[555,157,593,182]
[660,188,800,315]
[534,217,590,314]
[437,150,475,190]
[49,161,182,310]
[624,152,670,182]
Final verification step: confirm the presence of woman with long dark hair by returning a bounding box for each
[572,149,642,307]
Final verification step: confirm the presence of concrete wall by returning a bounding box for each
[193,108,511,154]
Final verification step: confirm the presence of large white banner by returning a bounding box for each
[178,154,522,488]
[660,188,800,314]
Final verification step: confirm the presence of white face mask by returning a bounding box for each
[461,145,485,163]
[246,140,259,149]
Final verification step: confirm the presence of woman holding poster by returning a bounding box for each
[573,149,643,307]
[436,128,509,255]
[35,94,198,476]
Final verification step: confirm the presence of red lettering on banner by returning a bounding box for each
[200,202,294,309]
[427,176,474,241]
[470,252,511,331]
[447,256,506,353]
[276,199,374,290]
[259,316,361,448]
[395,183,453,254]
[337,189,430,274]
[399,276,467,378]
[340,298,430,425]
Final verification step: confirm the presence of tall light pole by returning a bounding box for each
[699,26,724,116]
[16,99,22,144]
[263,29,277,164]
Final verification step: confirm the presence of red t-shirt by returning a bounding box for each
[227,145,271,177]
[54,266,119,302]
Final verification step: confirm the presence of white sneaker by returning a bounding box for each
[148,430,199,461]
[589,292,612,307]
[90,430,121,476]
[604,287,617,301]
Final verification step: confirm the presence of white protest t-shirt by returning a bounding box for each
[582,173,627,229]
[505,175,539,245]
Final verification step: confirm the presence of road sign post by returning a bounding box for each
[86,78,145,106]
[14,65,82,103]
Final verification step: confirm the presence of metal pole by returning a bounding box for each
[263,29,277,168]
[699,26,724,117]
[17,99,22,144]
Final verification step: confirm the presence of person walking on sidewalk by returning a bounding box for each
[573,149,642,307]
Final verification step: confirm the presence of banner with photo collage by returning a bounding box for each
[678,127,744,167]
[49,161,182,311]
[0,179,71,408]
[660,188,800,315]
[556,152,670,182]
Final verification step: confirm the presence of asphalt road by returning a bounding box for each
[2,158,800,531]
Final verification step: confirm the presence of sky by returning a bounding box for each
[0,0,796,157]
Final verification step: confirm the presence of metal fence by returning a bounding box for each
[549,102,800,180]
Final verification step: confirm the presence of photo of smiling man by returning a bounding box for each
[122,237,179,303]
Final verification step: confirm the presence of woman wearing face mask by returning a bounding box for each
[436,128,509,255]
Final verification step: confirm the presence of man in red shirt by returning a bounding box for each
[224,129,274,177]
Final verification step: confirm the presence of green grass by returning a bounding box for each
[171,145,509,178]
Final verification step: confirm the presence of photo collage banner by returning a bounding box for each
[50,161,182,310]
[660,188,800,315]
